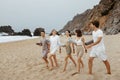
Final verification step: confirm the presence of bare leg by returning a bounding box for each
[69,55,76,67]
[63,56,69,72]
[42,57,49,68]
[77,56,84,73]
[88,57,94,74]
[77,57,81,73]
[103,60,111,74]
[53,54,58,67]
[80,59,84,68]
[49,54,54,70]
[71,57,80,76]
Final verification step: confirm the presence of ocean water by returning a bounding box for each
[0,36,39,43]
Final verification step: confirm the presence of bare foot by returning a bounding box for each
[49,67,53,71]
[60,69,66,73]
[54,65,59,69]
[62,69,66,72]
[106,72,111,75]
[71,72,79,76]
[46,65,49,69]
[88,72,93,75]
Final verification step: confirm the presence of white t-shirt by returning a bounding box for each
[92,29,105,50]
[49,35,61,54]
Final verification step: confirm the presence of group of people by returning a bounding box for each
[36,21,111,75]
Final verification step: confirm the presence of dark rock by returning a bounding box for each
[13,29,32,36]
[13,32,23,35]
[22,29,32,36]
[0,25,14,35]
[33,28,44,36]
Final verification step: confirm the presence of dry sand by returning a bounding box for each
[0,34,120,80]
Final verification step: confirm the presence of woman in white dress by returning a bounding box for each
[49,29,61,70]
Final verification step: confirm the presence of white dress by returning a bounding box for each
[49,35,61,54]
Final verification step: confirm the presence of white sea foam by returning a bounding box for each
[0,36,39,43]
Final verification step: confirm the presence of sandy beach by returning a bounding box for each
[0,34,120,80]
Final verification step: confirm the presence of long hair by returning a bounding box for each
[49,29,59,36]
[66,30,71,37]
[75,29,82,37]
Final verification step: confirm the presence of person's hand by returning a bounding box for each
[59,48,61,53]
[36,43,42,46]
[86,45,92,49]
[85,49,87,53]
[73,49,75,54]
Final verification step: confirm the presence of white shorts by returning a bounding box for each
[42,50,48,58]
[90,48,107,61]
[50,47,58,55]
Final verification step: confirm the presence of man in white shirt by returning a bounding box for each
[86,21,111,75]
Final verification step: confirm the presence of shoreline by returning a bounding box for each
[0,36,39,44]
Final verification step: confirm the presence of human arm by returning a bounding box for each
[72,43,75,53]
[85,40,94,45]
[86,30,103,49]
[86,37,102,49]
[36,40,42,46]
[81,37,87,53]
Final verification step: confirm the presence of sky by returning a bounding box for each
[0,0,100,33]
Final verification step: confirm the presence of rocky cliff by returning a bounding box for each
[59,0,120,35]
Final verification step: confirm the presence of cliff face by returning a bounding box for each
[60,0,120,35]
